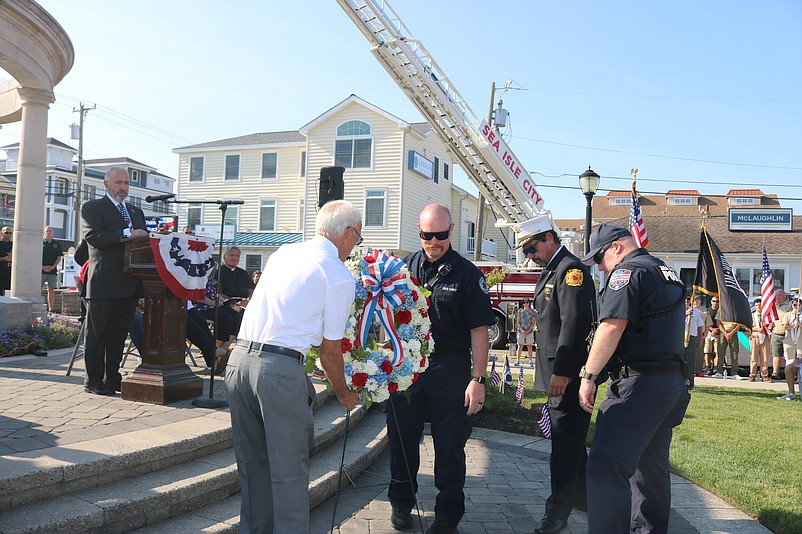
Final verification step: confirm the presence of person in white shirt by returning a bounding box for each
[225,199,361,533]
[777,298,801,400]
[684,293,705,386]
[749,298,771,382]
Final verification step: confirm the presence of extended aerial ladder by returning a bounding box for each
[336,0,547,226]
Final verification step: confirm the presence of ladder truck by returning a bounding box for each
[336,0,553,348]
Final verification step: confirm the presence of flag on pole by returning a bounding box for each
[490,361,500,387]
[515,366,525,404]
[501,357,513,394]
[537,403,552,439]
[628,177,648,248]
[760,244,779,333]
[693,226,751,330]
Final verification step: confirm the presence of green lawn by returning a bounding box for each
[480,375,802,534]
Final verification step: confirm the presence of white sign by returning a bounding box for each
[195,224,236,241]
[477,119,544,210]
[408,150,434,179]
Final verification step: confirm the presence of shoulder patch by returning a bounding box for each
[479,277,489,294]
[658,265,680,283]
[608,269,632,291]
[565,269,584,287]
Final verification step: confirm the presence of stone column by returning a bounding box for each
[10,86,54,315]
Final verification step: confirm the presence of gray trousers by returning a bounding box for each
[225,345,315,534]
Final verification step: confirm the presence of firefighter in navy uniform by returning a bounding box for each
[387,203,494,534]
[516,214,596,534]
[578,224,690,534]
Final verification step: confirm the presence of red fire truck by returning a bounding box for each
[475,262,542,349]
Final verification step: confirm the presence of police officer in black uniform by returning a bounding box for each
[517,214,596,534]
[387,203,494,534]
[578,224,690,534]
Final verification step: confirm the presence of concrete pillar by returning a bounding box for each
[10,86,54,314]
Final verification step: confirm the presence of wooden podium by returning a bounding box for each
[120,238,203,404]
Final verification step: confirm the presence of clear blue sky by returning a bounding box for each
[2,0,800,220]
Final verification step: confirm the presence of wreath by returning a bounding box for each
[310,250,433,404]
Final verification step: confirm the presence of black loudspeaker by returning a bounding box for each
[318,166,345,208]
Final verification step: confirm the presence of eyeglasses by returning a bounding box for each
[711,299,719,303]
[2,232,10,235]
[348,226,363,246]
[593,242,614,264]
[419,229,450,241]
[522,239,545,255]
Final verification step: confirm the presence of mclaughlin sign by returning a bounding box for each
[728,208,793,231]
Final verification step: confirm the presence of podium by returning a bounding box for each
[121,238,203,404]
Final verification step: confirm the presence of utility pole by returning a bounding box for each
[71,103,95,246]
[473,83,494,262]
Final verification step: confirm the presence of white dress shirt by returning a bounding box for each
[239,235,355,355]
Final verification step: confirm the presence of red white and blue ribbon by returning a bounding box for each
[149,233,216,300]
[356,250,408,365]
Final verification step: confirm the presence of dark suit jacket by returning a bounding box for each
[533,246,596,391]
[81,196,147,300]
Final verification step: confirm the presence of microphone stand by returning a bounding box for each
[167,198,243,409]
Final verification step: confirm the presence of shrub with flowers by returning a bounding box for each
[310,250,433,405]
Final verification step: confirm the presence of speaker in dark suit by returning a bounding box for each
[516,215,597,533]
[318,166,344,208]
[80,166,148,395]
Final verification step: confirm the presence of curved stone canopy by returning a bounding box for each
[0,0,74,123]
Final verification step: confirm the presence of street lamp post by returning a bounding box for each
[579,166,600,255]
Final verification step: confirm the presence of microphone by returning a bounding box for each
[145,193,176,203]
[424,263,453,291]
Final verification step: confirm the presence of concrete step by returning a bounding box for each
[130,409,388,534]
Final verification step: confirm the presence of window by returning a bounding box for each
[466,221,476,253]
[259,199,276,231]
[609,198,630,205]
[261,153,278,180]
[736,266,786,296]
[668,197,693,205]
[300,151,306,177]
[433,157,440,184]
[225,155,240,181]
[224,204,239,232]
[298,198,305,231]
[334,120,372,169]
[187,203,202,228]
[189,157,204,182]
[52,178,68,205]
[130,196,142,208]
[83,184,97,201]
[364,189,386,227]
[245,254,262,277]
[444,163,449,181]
[130,169,140,185]
[732,197,757,205]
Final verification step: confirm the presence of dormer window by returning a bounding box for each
[668,197,693,205]
[731,197,757,205]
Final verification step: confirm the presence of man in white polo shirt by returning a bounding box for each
[225,199,361,534]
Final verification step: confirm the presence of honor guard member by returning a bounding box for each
[517,214,596,534]
[578,224,690,534]
[387,203,494,534]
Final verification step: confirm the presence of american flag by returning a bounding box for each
[537,403,552,439]
[490,361,500,387]
[760,244,779,332]
[515,366,525,404]
[628,178,648,248]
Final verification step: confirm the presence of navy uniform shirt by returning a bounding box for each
[599,248,685,365]
[404,246,494,356]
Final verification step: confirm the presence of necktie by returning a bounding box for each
[118,203,132,230]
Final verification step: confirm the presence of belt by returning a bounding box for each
[619,360,683,378]
[236,339,304,363]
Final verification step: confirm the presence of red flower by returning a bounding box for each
[419,309,428,318]
[425,296,431,307]
[388,382,399,394]
[420,356,426,368]
[354,338,361,348]
[341,338,352,354]
[411,276,421,286]
[412,291,419,303]
[380,360,393,374]
[412,372,420,383]
[352,373,368,387]
[396,309,412,324]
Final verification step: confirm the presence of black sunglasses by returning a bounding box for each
[2,232,10,235]
[522,239,545,255]
[419,229,450,241]
[593,242,614,264]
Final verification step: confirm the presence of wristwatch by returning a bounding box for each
[470,376,487,384]
[578,366,597,381]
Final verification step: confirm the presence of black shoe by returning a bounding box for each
[390,507,412,530]
[84,384,114,396]
[534,516,567,534]
[104,382,122,393]
[425,519,457,534]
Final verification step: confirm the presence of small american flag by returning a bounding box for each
[490,361,500,387]
[515,366,525,404]
[537,403,552,439]
[760,244,779,332]
[628,178,648,248]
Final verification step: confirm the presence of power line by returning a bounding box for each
[531,171,802,190]
[526,87,802,102]
[532,182,802,202]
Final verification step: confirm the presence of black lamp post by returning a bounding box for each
[579,166,600,255]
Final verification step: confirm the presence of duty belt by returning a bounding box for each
[236,339,304,363]
[618,360,683,378]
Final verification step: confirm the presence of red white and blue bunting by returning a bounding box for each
[148,232,216,301]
